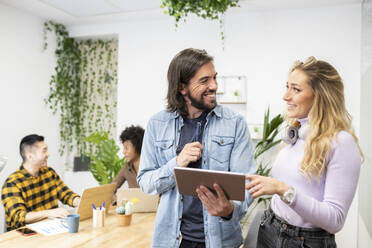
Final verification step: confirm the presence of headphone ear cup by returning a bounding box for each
[282,126,299,145]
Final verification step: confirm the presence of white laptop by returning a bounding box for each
[116,188,159,213]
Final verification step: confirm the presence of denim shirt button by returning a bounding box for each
[300,236,304,240]
[221,139,224,144]
[282,223,287,229]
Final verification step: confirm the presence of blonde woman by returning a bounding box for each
[245,57,362,248]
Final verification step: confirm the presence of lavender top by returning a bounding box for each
[271,118,361,233]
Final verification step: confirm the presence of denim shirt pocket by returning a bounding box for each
[155,139,174,165]
[209,135,235,170]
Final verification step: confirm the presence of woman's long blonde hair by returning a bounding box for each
[287,56,363,178]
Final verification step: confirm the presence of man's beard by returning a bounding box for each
[187,91,216,111]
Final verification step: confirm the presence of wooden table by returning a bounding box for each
[0,212,156,248]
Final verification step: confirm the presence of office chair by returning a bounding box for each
[242,210,264,248]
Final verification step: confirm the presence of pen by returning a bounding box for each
[102,201,105,209]
[195,122,201,142]
[92,203,96,210]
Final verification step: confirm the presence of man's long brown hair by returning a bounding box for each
[166,48,213,116]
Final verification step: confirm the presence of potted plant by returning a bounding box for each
[160,0,240,44]
[73,156,90,172]
[252,126,260,140]
[116,198,139,226]
[254,107,284,160]
[82,131,126,185]
[240,107,284,232]
[233,90,240,102]
[253,107,284,207]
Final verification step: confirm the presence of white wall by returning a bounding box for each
[359,1,372,247]
[69,4,361,132]
[69,4,362,247]
[0,3,61,233]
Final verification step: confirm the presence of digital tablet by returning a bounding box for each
[174,167,245,201]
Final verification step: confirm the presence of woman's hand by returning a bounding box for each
[245,174,290,199]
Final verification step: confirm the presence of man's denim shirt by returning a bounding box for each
[137,105,255,248]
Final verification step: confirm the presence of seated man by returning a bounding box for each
[1,134,80,231]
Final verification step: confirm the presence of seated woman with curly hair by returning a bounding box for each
[111,125,145,205]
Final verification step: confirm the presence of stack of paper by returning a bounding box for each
[27,219,69,236]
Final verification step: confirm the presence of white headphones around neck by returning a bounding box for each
[282,122,310,145]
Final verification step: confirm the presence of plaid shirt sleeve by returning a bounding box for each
[1,181,27,230]
[51,168,79,207]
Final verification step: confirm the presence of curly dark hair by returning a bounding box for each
[119,125,145,155]
[166,48,214,116]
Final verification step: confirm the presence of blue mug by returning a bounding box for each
[66,214,80,233]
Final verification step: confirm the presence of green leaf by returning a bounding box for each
[160,0,239,42]
[83,131,126,185]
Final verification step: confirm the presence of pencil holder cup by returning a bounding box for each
[93,208,105,228]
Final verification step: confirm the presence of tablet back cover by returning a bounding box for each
[174,167,245,201]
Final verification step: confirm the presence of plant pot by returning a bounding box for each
[116,213,132,226]
[73,156,90,171]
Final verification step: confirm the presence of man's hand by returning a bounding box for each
[46,207,70,218]
[73,197,80,207]
[196,184,234,217]
[245,174,290,199]
[25,207,71,224]
[176,142,203,167]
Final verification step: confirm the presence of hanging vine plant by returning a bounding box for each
[78,39,118,154]
[160,0,240,44]
[43,21,118,158]
[43,21,83,156]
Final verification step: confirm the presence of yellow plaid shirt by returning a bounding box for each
[1,165,79,231]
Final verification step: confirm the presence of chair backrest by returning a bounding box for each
[243,210,264,248]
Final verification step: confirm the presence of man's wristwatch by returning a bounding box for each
[281,187,295,205]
